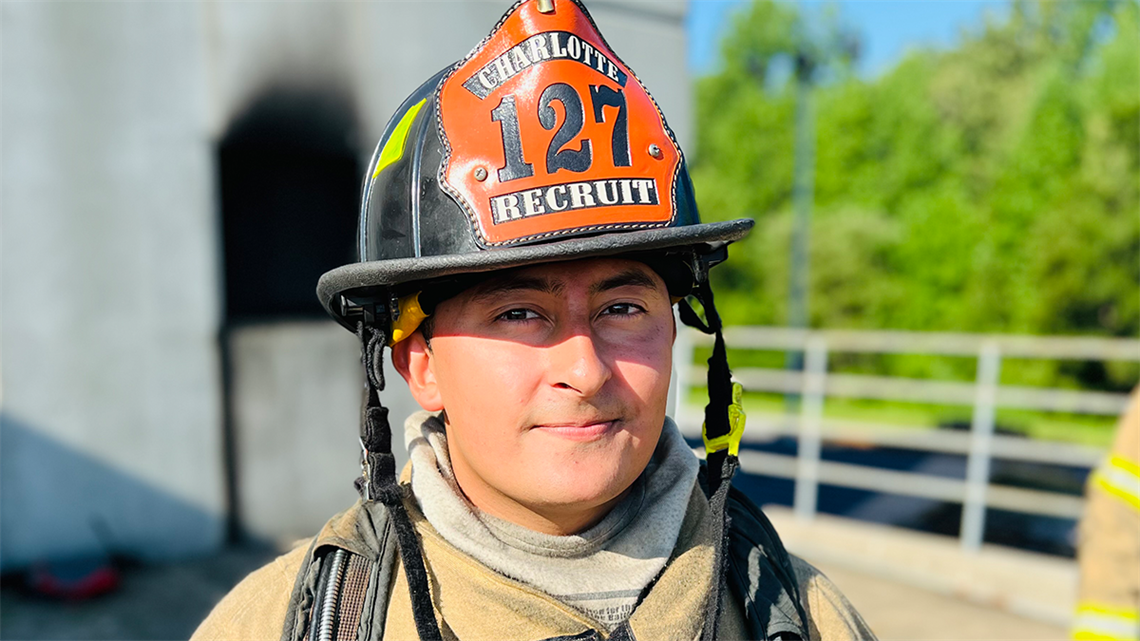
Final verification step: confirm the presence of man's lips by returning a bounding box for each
[530,420,618,441]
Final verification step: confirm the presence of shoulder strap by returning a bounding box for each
[306,549,369,641]
[282,504,401,641]
[723,483,809,640]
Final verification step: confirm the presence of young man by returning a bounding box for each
[194,1,875,638]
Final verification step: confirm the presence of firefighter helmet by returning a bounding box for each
[317,0,751,333]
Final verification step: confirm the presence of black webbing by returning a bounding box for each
[677,280,735,496]
[677,281,740,641]
[700,454,738,641]
[356,322,443,641]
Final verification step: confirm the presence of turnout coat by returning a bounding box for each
[193,472,874,641]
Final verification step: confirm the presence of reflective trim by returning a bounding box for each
[1094,456,1140,511]
[1073,604,1140,641]
[373,98,427,179]
[1113,454,1140,477]
[703,382,745,457]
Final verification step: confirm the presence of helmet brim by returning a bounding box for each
[318,218,752,327]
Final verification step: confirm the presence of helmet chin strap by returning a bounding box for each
[356,320,443,641]
[678,280,741,641]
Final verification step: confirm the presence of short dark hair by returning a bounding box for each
[419,314,435,349]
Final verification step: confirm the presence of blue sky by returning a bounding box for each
[688,1,1011,77]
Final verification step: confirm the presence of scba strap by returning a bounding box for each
[356,321,444,641]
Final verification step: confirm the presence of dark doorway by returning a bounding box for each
[218,89,360,321]
[216,89,361,542]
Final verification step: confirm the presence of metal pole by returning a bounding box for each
[788,52,814,335]
[670,319,695,431]
[961,340,1001,551]
[794,335,828,522]
[783,45,815,412]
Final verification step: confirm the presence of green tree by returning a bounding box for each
[693,0,1140,391]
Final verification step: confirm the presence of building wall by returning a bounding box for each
[1,0,690,565]
[1,2,225,568]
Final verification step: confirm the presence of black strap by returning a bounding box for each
[701,454,738,641]
[723,483,808,639]
[678,281,734,497]
[356,322,443,641]
[678,282,740,641]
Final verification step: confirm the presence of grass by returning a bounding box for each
[683,389,1120,447]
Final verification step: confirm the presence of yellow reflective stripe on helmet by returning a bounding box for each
[373,98,426,179]
[1094,455,1140,511]
[388,293,429,347]
[1073,604,1140,641]
[703,382,745,457]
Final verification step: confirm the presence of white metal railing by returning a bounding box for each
[673,326,1140,552]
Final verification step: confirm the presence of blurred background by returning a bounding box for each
[1,1,1136,639]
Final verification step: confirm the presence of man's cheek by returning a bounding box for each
[614,352,671,387]
[439,343,520,394]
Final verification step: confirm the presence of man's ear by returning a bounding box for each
[390,331,444,412]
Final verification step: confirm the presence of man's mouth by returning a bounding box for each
[531,419,619,441]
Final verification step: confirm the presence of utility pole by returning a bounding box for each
[778,7,858,414]
[785,41,816,382]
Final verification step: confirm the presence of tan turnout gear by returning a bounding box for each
[192,470,875,641]
[1074,388,1140,640]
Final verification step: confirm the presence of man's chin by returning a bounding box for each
[519,473,636,514]
[516,441,654,505]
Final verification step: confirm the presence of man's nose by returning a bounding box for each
[548,331,612,397]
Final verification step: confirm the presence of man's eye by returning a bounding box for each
[602,303,644,316]
[498,308,540,321]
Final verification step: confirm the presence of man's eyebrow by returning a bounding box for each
[589,269,661,296]
[468,275,565,303]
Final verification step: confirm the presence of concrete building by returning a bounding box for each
[1,0,690,569]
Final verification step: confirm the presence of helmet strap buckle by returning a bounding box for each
[388,292,401,322]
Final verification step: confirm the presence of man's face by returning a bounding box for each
[394,257,676,532]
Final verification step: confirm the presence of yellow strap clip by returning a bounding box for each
[703,382,746,457]
[387,293,429,347]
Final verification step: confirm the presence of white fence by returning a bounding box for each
[673,327,1140,551]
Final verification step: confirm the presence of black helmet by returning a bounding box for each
[317,0,751,333]
[325,4,749,639]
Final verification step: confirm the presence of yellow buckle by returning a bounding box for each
[388,293,429,347]
[703,382,746,457]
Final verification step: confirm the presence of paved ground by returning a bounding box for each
[1,517,1073,640]
[0,546,276,641]
[811,559,1067,640]
[764,505,1074,639]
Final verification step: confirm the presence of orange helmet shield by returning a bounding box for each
[437,0,682,247]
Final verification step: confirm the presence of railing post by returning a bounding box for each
[794,335,828,522]
[961,340,1001,552]
[670,320,695,428]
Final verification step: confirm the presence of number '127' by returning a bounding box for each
[490,83,629,182]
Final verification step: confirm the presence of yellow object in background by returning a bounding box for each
[1074,388,1140,641]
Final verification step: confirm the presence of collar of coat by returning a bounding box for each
[281,469,807,640]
